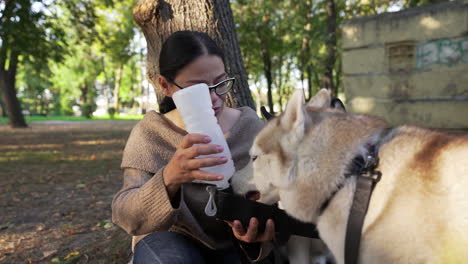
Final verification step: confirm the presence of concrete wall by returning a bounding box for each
[342,0,468,128]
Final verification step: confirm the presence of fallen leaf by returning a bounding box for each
[75,183,86,188]
[90,155,96,160]
[64,250,80,260]
[43,250,57,258]
[64,227,87,236]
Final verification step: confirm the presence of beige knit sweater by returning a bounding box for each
[112,106,269,260]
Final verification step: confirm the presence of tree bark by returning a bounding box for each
[0,99,6,117]
[113,64,123,110]
[133,0,255,110]
[80,82,89,104]
[0,49,27,128]
[101,57,110,109]
[307,64,313,100]
[323,0,337,96]
[261,45,274,115]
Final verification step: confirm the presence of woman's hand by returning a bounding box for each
[226,218,275,243]
[163,133,227,197]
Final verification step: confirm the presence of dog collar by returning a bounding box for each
[318,127,394,215]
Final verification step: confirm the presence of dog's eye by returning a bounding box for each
[252,155,258,162]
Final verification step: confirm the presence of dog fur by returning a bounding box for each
[245,89,468,264]
[231,163,333,264]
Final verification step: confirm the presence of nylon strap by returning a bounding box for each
[344,175,379,264]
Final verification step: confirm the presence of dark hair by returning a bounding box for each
[158,31,225,113]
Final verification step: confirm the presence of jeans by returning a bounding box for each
[133,232,241,264]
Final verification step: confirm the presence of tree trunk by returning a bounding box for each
[0,99,6,117]
[307,64,313,100]
[302,0,313,100]
[323,0,337,96]
[129,71,136,109]
[113,64,123,110]
[139,54,147,114]
[79,82,88,106]
[0,49,27,128]
[261,46,274,115]
[101,57,110,110]
[133,0,255,110]
[335,59,342,93]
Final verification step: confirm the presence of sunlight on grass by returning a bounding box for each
[71,139,124,146]
[93,114,144,120]
[0,150,62,162]
[0,144,64,150]
[0,114,144,125]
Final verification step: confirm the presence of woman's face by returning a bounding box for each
[165,55,228,117]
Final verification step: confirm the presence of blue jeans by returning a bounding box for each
[133,232,241,264]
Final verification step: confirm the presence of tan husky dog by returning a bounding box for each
[247,89,468,264]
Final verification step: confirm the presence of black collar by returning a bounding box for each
[318,128,394,216]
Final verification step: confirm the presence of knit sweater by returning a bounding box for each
[112,106,268,260]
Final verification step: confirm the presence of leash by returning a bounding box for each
[344,149,381,264]
[344,128,394,264]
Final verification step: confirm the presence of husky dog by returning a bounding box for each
[246,89,468,264]
[231,106,335,264]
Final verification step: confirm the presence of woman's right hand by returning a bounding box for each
[163,133,227,197]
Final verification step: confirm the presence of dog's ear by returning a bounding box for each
[307,88,331,108]
[281,90,306,145]
[260,106,275,121]
[331,98,346,112]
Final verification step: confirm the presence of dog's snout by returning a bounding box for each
[245,190,261,201]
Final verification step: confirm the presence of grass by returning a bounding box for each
[0,114,144,124]
[0,120,136,263]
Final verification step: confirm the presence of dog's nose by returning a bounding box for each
[245,190,261,201]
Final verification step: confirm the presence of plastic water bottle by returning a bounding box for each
[172,83,235,189]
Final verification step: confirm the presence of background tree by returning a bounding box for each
[94,0,137,113]
[0,0,444,124]
[0,0,65,127]
[322,0,337,96]
[133,0,255,110]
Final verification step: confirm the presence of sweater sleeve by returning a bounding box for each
[111,167,183,236]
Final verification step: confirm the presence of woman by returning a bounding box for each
[112,31,275,263]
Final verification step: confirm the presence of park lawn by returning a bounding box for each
[0,120,139,263]
[0,114,145,125]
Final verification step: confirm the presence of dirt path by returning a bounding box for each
[0,120,138,263]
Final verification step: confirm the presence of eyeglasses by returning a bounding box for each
[167,77,235,96]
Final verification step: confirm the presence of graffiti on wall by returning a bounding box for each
[416,39,468,69]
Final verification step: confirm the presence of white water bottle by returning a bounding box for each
[172,83,235,189]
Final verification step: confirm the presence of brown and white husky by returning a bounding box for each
[237,89,468,264]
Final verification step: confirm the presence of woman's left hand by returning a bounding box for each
[225,218,275,243]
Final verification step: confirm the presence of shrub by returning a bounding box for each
[81,103,96,119]
[108,107,117,119]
